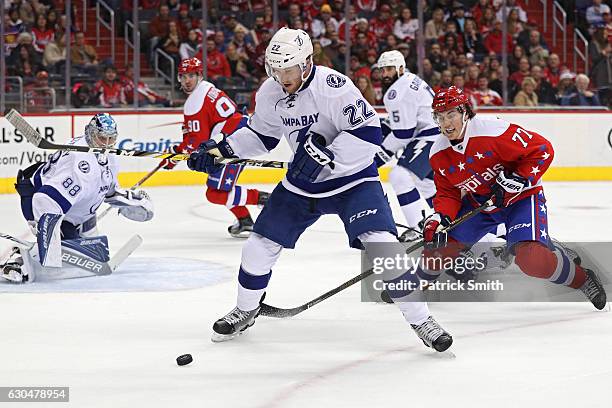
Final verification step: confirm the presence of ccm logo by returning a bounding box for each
[508,223,532,234]
[304,139,332,165]
[349,209,378,223]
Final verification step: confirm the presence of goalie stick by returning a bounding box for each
[5,109,288,169]
[259,199,494,318]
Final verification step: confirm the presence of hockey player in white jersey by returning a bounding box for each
[187,27,453,351]
[375,50,441,242]
[1,113,153,283]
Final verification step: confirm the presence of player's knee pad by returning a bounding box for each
[205,187,227,205]
[388,165,417,193]
[413,176,436,201]
[514,241,556,279]
[241,232,282,274]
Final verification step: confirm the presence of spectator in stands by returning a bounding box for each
[453,53,469,77]
[312,40,333,68]
[590,38,611,103]
[449,4,467,34]
[355,0,377,14]
[506,9,525,40]
[252,29,272,77]
[513,76,539,106]
[484,20,513,55]
[382,33,399,52]
[9,42,42,83]
[72,82,95,108]
[394,6,419,42]
[159,21,182,71]
[586,0,611,26]
[527,30,549,66]
[71,31,99,76]
[94,65,127,108]
[5,7,26,54]
[452,73,470,96]
[428,43,448,72]
[349,55,370,80]
[371,4,395,40]
[517,18,538,51]
[149,4,177,54]
[24,70,53,112]
[42,33,66,73]
[562,73,603,106]
[180,29,201,60]
[471,0,491,24]
[435,69,453,92]
[355,75,376,106]
[508,45,526,74]
[465,64,481,91]
[32,13,54,54]
[425,7,446,42]
[556,70,577,103]
[370,66,384,105]
[330,41,347,73]
[462,18,487,61]
[397,42,417,73]
[509,57,531,86]
[422,58,442,87]
[443,32,463,62]
[337,5,358,36]
[471,73,503,106]
[530,65,557,105]
[177,4,199,39]
[351,31,371,62]
[46,9,59,32]
[167,0,181,12]
[121,65,173,107]
[221,14,248,44]
[225,42,255,84]
[544,53,563,87]
[231,26,255,57]
[195,38,231,81]
[479,7,497,36]
[589,28,610,68]
[497,0,528,23]
[312,4,339,39]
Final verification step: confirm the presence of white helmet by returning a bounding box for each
[265,27,313,85]
[377,50,406,76]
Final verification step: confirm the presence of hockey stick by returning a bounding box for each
[260,199,494,318]
[0,233,34,249]
[5,109,288,169]
[97,163,164,221]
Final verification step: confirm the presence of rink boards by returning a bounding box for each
[0,109,610,194]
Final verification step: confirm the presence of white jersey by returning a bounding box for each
[29,136,119,226]
[226,65,382,198]
[381,72,441,154]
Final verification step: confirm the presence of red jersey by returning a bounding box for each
[429,117,554,220]
[179,80,244,153]
[470,89,503,106]
[93,79,126,106]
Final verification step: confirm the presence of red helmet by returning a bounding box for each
[432,86,471,113]
[178,57,203,75]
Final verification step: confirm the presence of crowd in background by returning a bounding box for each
[2,0,611,110]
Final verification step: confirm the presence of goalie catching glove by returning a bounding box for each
[105,189,154,222]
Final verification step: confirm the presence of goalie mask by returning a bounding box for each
[85,113,118,148]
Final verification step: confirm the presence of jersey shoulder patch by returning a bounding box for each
[325,73,346,88]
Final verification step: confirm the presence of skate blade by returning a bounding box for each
[229,231,252,239]
[211,331,240,342]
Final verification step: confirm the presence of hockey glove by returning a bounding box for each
[374,147,393,168]
[160,145,182,170]
[187,134,236,174]
[423,212,452,249]
[491,170,529,207]
[289,133,335,183]
[105,189,154,222]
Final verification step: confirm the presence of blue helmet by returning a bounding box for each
[85,113,118,148]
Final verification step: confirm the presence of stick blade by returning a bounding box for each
[5,109,43,147]
[108,234,143,272]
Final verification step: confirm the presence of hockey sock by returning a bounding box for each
[206,187,260,208]
[514,242,587,288]
[230,206,250,220]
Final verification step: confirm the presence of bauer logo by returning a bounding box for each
[326,74,346,88]
[349,209,378,223]
[78,160,90,173]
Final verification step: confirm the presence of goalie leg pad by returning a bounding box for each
[37,213,63,267]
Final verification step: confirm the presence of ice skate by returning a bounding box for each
[212,305,261,342]
[228,215,254,238]
[398,228,421,243]
[257,191,270,208]
[411,316,453,352]
[580,269,607,310]
[0,247,28,283]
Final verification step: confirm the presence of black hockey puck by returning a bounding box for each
[176,354,193,366]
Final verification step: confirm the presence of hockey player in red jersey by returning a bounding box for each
[163,57,269,237]
[419,86,606,309]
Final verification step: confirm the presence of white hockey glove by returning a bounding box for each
[105,189,154,222]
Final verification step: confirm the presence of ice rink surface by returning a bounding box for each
[1,181,611,408]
